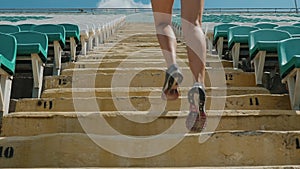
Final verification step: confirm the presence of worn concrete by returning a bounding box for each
[0,131,300,167]
[2,110,300,136]
[43,70,257,90]
[11,94,291,112]
[41,87,270,98]
[63,60,233,69]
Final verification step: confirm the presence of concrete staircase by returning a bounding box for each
[1,23,300,168]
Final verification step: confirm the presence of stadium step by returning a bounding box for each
[10,94,291,112]
[63,60,233,69]
[43,69,257,90]
[41,87,270,98]
[2,110,300,137]
[0,131,299,167]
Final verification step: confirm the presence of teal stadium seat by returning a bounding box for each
[278,38,300,110]
[18,24,36,31]
[11,31,48,98]
[0,25,20,34]
[254,23,279,29]
[228,26,259,68]
[275,26,300,37]
[59,23,80,61]
[32,24,66,75]
[213,23,238,58]
[0,33,17,115]
[249,29,291,85]
[293,22,300,27]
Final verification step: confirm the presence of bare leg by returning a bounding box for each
[198,0,205,27]
[151,0,183,100]
[151,0,177,68]
[181,0,206,84]
[182,0,207,132]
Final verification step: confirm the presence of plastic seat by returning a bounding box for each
[254,23,278,29]
[0,25,20,34]
[275,26,300,37]
[11,31,48,98]
[32,24,66,75]
[18,24,36,31]
[213,23,238,58]
[0,33,17,115]
[277,38,300,110]
[249,29,291,85]
[228,26,259,68]
[59,23,80,61]
[293,22,300,27]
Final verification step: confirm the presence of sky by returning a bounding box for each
[0,0,298,9]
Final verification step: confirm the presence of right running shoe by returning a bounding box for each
[161,64,183,100]
[185,85,207,132]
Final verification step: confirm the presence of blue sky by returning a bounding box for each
[0,0,298,9]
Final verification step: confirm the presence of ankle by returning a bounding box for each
[193,82,205,90]
[167,64,180,73]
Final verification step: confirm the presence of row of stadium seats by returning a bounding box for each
[0,16,126,115]
[213,22,300,110]
[171,20,299,110]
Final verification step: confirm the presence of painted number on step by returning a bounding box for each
[37,100,53,110]
[249,97,259,106]
[0,146,14,159]
[58,78,68,85]
[296,138,300,149]
[78,64,86,69]
[225,73,233,81]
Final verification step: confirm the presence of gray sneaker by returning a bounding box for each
[161,64,183,100]
[186,84,207,132]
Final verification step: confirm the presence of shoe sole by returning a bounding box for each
[186,86,207,132]
[162,71,183,100]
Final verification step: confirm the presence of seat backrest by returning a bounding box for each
[228,26,259,37]
[249,29,291,50]
[0,25,20,34]
[275,26,300,36]
[293,23,300,27]
[228,26,259,49]
[213,23,238,43]
[278,38,300,66]
[10,31,48,53]
[32,24,66,41]
[0,33,17,74]
[254,23,278,29]
[214,23,238,37]
[18,24,36,31]
[254,23,279,29]
[59,23,80,35]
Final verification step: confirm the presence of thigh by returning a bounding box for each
[151,0,174,25]
[181,0,204,24]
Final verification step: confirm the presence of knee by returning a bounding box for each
[155,22,172,31]
[182,19,200,33]
[182,20,201,38]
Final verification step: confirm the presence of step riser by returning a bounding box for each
[80,54,220,61]
[2,111,300,136]
[41,87,270,98]
[63,61,233,69]
[44,71,256,90]
[0,132,299,167]
[12,95,291,112]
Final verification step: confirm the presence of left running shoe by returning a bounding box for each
[185,84,207,132]
[161,64,183,100]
